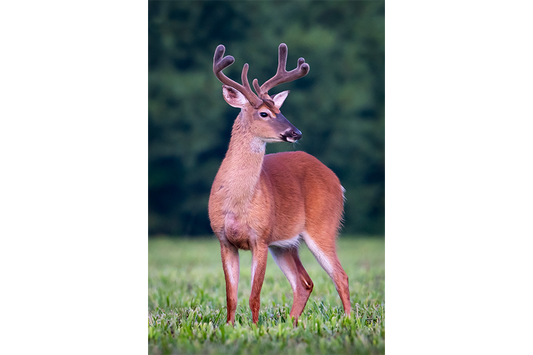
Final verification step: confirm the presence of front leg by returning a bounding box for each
[220,239,240,324]
[249,242,268,324]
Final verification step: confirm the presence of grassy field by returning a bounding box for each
[148,236,384,355]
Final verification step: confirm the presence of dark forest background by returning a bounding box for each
[148,1,384,237]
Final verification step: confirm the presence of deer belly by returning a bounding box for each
[224,213,251,250]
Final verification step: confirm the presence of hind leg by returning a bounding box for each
[269,246,314,324]
[302,231,351,315]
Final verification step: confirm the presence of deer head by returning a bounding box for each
[213,43,309,143]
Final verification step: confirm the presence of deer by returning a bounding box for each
[208,43,351,325]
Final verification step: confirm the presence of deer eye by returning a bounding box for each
[260,112,268,118]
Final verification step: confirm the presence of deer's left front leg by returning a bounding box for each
[249,241,268,323]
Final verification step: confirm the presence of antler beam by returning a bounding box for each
[213,45,263,108]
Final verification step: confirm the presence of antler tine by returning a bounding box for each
[259,43,310,96]
[213,45,262,108]
[241,63,255,101]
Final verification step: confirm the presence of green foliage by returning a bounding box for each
[149,1,384,236]
[148,237,385,354]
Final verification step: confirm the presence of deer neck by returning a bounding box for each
[219,113,266,217]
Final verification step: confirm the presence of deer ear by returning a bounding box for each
[271,90,290,109]
[222,85,248,108]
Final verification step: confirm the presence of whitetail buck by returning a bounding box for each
[208,43,351,324]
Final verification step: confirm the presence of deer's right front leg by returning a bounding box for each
[219,239,240,324]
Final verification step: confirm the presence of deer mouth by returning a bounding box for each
[281,135,298,143]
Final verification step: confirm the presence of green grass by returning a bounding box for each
[148,236,384,355]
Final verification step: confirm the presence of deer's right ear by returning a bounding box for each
[222,85,248,108]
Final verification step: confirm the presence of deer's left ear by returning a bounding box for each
[271,90,290,109]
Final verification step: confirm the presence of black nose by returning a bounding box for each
[282,128,302,142]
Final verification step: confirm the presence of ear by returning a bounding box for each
[222,85,248,108]
[271,90,290,109]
